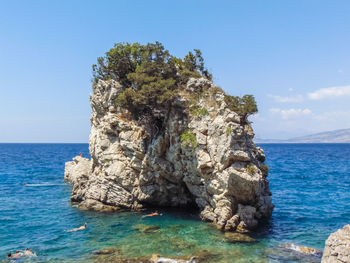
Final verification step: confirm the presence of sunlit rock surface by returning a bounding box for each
[65,78,273,231]
[322,225,350,263]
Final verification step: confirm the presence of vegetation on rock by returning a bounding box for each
[226,126,232,137]
[224,94,258,123]
[180,130,197,151]
[191,107,209,117]
[260,164,270,177]
[92,41,258,133]
[246,164,257,175]
[92,42,211,119]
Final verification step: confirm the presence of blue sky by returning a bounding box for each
[1,0,350,142]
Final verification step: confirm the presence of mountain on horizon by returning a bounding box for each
[255,128,350,143]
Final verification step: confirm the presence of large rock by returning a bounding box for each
[322,225,350,263]
[64,78,274,231]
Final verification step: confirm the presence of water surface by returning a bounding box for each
[0,143,349,262]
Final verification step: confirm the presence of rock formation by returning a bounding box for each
[322,225,350,263]
[65,77,273,232]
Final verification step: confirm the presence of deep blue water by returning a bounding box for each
[0,143,349,262]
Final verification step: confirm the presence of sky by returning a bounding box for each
[1,0,350,142]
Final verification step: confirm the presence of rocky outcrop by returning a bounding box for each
[322,225,350,263]
[278,243,322,256]
[65,77,273,231]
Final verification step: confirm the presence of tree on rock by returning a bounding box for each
[92,42,211,120]
[224,94,258,124]
[92,41,258,134]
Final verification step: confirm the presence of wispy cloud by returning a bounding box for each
[269,108,312,120]
[308,85,350,100]
[268,94,304,103]
[312,110,350,121]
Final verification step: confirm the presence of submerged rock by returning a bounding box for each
[322,224,350,263]
[77,198,120,212]
[133,224,160,233]
[92,248,215,263]
[92,247,118,255]
[279,243,322,255]
[224,232,256,243]
[264,243,322,263]
[65,77,273,232]
[93,255,150,263]
[150,254,196,263]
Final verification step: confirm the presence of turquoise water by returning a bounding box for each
[0,143,349,262]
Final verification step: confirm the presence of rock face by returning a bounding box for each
[322,225,350,263]
[65,77,273,231]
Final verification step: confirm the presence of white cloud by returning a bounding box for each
[268,94,304,103]
[269,108,312,120]
[308,85,350,100]
[338,69,344,74]
[288,88,294,92]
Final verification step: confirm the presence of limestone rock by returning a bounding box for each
[64,156,90,185]
[236,204,258,230]
[322,225,350,263]
[65,78,274,232]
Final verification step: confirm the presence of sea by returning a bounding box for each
[0,143,349,262]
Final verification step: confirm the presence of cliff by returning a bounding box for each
[322,225,350,263]
[65,77,273,232]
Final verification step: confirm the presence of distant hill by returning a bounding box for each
[255,128,350,143]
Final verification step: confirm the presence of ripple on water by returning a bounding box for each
[0,143,349,262]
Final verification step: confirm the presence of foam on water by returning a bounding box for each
[0,143,349,262]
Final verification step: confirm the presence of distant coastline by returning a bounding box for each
[255,128,350,144]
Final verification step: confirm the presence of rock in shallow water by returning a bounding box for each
[92,247,117,255]
[322,224,350,263]
[133,224,160,233]
[77,199,121,212]
[92,248,215,263]
[279,243,322,255]
[264,243,322,263]
[150,254,196,263]
[223,232,256,243]
[65,77,274,232]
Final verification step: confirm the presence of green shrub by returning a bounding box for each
[260,164,270,177]
[225,127,232,137]
[191,107,209,117]
[180,131,197,151]
[246,164,257,175]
